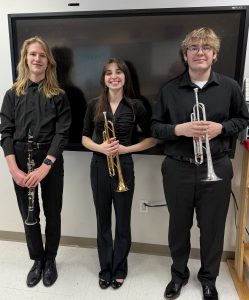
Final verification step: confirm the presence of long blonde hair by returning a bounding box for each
[13,36,64,97]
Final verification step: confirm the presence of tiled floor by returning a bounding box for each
[0,240,239,300]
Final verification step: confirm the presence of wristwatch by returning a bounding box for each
[43,158,54,166]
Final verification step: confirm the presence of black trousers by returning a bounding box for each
[90,153,135,282]
[162,155,233,286]
[13,143,64,261]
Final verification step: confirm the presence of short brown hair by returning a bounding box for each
[181,27,220,62]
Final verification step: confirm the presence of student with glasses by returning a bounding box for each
[187,44,213,54]
[151,27,249,300]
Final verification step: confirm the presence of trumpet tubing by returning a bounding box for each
[191,88,222,182]
[102,111,129,192]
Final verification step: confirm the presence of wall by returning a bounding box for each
[0,0,248,252]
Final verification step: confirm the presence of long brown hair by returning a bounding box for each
[94,58,135,122]
[13,36,64,97]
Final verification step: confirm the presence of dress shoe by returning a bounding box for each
[99,278,110,289]
[43,259,58,287]
[111,279,124,289]
[26,260,43,287]
[202,285,219,300]
[164,279,188,299]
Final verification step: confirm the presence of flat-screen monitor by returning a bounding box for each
[8,6,249,155]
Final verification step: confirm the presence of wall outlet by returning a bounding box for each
[139,201,148,213]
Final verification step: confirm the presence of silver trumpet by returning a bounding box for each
[191,88,222,182]
[24,130,37,225]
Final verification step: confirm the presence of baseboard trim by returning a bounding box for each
[0,230,234,261]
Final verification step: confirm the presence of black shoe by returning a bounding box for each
[202,285,218,300]
[164,279,188,299]
[111,279,124,289]
[43,259,58,287]
[99,278,110,289]
[26,260,43,287]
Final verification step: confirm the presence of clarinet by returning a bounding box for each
[24,131,37,226]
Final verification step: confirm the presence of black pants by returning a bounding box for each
[162,155,233,286]
[13,143,64,261]
[90,153,135,282]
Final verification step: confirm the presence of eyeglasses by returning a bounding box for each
[187,45,212,54]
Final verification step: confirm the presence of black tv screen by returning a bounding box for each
[8,6,249,154]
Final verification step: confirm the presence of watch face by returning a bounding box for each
[43,158,53,166]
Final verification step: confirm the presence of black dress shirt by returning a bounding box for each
[0,81,71,158]
[151,71,249,157]
[83,97,151,149]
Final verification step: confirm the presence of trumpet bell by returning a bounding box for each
[202,170,222,182]
[202,175,222,182]
[116,181,129,192]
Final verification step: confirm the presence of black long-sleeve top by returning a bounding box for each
[151,71,249,157]
[0,81,71,158]
[83,97,151,149]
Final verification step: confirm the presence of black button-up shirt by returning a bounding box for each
[151,71,249,157]
[0,81,71,158]
[83,97,151,147]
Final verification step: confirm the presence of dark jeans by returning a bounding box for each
[162,155,233,286]
[13,143,64,261]
[90,153,135,282]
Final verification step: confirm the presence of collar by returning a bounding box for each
[179,70,220,89]
[27,79,44,88]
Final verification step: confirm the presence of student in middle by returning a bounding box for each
[82,58,156,290]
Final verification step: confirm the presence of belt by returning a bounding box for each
[167,152,227,164]
[167,155,195,164]
[15,141,51,151]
